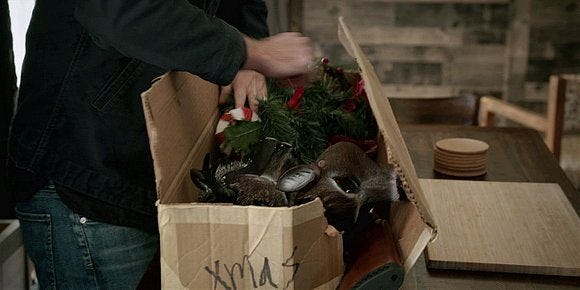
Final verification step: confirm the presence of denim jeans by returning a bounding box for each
[15,183,159,290]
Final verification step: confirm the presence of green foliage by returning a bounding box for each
[258,98,297,144]
[218,63,378,163]
[291,118,327,164]
[222,120,262,156]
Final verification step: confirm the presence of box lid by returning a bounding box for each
[338,17,437,272]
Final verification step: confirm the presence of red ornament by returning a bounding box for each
[241,107,253,121]
[353,79,365,99]
[322,57,329,65]
[286,86,305,110]
[343,99,357,112]
[220,112,236,125]
[215,107,260,145]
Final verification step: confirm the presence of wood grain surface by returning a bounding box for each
[399,124,580,289]
[401,125,580,214]
[435,138,489,154]
[421,179,580,276]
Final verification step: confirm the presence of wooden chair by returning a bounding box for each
[478,75,567,161]
[389,94,480,126]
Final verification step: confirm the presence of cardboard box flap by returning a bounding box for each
[157,199,343,289]
[141,72,219,204]
[338,17,437,271]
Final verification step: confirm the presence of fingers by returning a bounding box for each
[230,70,268,112]
[233,84,246,109]
[248,77,267,112]
[257,77,267,98]
[246,81,259,112]
[243,33,314,79]
[219,85,232,104]
[278,32,302,37]
[271,33,313,77]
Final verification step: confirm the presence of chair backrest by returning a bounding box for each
[389,94,479,126]
[479,75,567,160]
[561,74,580,134]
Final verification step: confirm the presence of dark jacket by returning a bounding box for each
[8,0,269,232]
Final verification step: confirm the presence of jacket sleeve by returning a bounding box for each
[216,0,269,40]
[74,0,246,85]
[239,0,269,39]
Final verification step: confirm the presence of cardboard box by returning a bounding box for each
[141,18,436,289]
[0,220,27,290]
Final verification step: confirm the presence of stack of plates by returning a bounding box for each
[433,138,489,177]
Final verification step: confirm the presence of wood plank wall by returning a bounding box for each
[303,0,511,98]
[525,1,580,101]
[266,0,580,102]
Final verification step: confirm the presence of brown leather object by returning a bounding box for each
[339,220,404,290]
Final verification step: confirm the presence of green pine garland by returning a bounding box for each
[219,61,378,164]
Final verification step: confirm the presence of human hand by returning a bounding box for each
[219,70,267,112]
[243,32,314,81]
[276,72,317,88]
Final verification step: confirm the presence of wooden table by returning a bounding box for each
[399,124,580,289]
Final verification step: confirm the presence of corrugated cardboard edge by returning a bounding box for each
[337,17,437,272]
[141,72,219,204]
